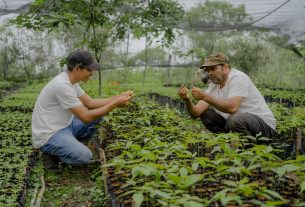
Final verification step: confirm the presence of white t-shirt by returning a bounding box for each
[32,72,85,148]
[206,68,276,130]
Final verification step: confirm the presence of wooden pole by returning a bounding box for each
[296,128,302,156]
[99,148,109,196]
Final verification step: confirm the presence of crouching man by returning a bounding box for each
[178,52,277,138]
[32,49,134,165]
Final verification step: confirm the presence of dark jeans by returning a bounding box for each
[200,109,277,138]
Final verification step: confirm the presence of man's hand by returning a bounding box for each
[178,86,190,101]
[191,86,209,101]
[121,90,135,98]
[115,91,134,107]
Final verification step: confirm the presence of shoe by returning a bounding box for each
[42,153,61,172]
[80,139,90,145]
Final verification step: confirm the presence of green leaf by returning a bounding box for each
[183,174,204,188]
[264,200,288,206]
[140,150,157,161]
[224,180,237,187]
[154,190,171,199]
[133,192,144,207]
[300,180,305,193]
[272,166,286,178]
[167,165,179,173]
[180,167,188,177]
[263,189,284,200]
[264,145,274,153]
[226,166,240,174]
[220,194,241,206]
[192,162,199,171]
[131,144,142,151]
[157,199,168,206]
[247,163,261,171]
[257,137,271,141]
[126,141,133,147]
[184,201,205,207]
[284,164,301,172]
[211,146,221,154]
[272,164,301,178]
[293,202,305,207]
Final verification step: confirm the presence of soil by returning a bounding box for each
[24,143,105,207]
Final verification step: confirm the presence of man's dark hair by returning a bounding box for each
[66,49,100,71]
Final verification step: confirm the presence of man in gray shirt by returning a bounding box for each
[32,49,134,166]
[178,52,276,138]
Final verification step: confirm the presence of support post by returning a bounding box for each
[99,148,109,196]
[296,128,302,156]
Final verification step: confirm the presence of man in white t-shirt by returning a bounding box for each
[178,52,277,139]
[32,49,134,166]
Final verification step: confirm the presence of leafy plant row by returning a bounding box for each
[260,88,305,107]
[145,92,305,158]
[268,103,305,158]
[83,78,305,108]
[98,98,305,207]
[0,85,39,206]
[0,98,34,113]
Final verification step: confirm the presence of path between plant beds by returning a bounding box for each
[42,164,100,207]
[25,142,105,207]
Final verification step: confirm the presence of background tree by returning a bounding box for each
[128,46,168,87]
[129,47,167,67]
[176,0,251,68]
[228,32,266,75]
[0,24,68,82]
[16,0,184,94]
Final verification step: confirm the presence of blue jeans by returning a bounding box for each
[41,116,102,164]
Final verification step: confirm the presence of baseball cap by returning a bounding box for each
[67,49,100,70]
[200,52,229,69]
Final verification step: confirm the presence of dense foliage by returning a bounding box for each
[1,0,305,206]
[98,97,305,206]
[0,86,39,206]
[1,79,305,206]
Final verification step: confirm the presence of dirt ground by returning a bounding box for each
[25,143,105,207]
